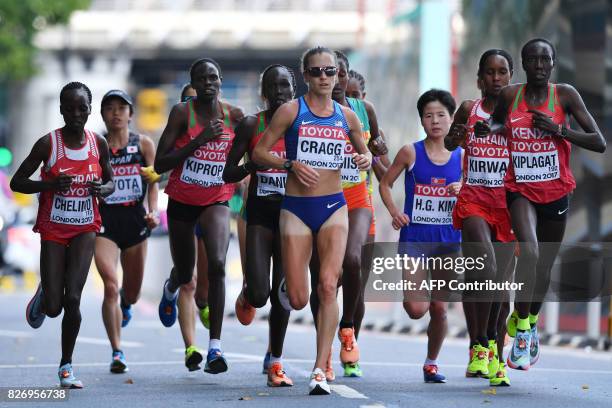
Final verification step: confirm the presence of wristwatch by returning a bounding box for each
[283,160,293,172]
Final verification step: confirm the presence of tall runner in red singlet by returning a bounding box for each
[477,38,605,371]
[154,58,244,374]
[223,64,296,387]
[446,49,515,386]
[13,82,114,388]
[94,89,159,374]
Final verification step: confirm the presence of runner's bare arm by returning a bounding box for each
[252,101,297,170]
[10,135,69,194]
[372,129,390,181]
[140,134,159,215]
[343,107,371,170]
[445,100,473,150]
[489,85,517,129]
[364,100,388,156]
[227,103,246,127]
[379,144,414,229]
[558,84,606,153]
[93,134,115,198]
[223,114,258,183]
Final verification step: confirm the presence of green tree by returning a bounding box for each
[0,0,90,82]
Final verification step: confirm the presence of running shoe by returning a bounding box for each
[110,350,128,374]
[26,284,45,329]
[487,340,499,380]
[158,279,177,327]
[465,347,478,378]
[308,368,330,395]
[423,364,446,383]
[277,277,293,311]
[262,351,271,374]
[120,304,132,328]
[343,362,363,378]
[507,310,518,338]
[325,349,335,382]
[267,362,293,387]
[507,330,531,370]
[204,348,228,374]
[338,327,360,365]
[185,345,203,371]
[466,344,489,378]
[530,324,540,366]
[198,305,210,330]
[490,362,511,387]
[235,289,255,326]
[58,363,83,389]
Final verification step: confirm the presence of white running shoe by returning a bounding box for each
[308,368,330,395]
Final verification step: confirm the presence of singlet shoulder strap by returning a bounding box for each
[221,102,231,127]
[87,130,99,158]
[46,130,59,169]
[188,99,196,129]
[547,83,556,113]
[257,111,266,134]
[469,99,481,117]
[511,84,525,112]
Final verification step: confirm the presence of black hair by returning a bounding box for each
[417,89,456,118]
[521,38,556,61]
[180,83,194,101]
[349,70,366,92]
[477,49,514,78]
[334,50,350,70]
[190,57,222,79]
[60,81,92,104]
[260,64,297,97]
[300,46,336,71]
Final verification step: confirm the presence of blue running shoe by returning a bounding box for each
[120,289,132,328]
[26,284,45,329]
[58,363,83,389]
[262,351,271,374]
[423,365,446,383]
[530,324,540,366]
[204,348,228,374]
[158,279,177,327]
[110,350,128,373]
[507,330,531,370]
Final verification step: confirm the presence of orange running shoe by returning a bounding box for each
[338,327,360,364]
[325,349,335,382]
[235,288,255,326]
[267,362,293,387]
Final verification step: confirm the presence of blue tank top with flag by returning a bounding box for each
[400,140,462,249]
[285,96,350,170]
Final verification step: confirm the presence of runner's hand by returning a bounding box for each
[473,120,491,138]
[447,123,468,146]
[446,182,462,196]
[292,161,319,188]
[195,119,227,145]
[352,153,370,170]
[144,211,160,230]
[391,212,410,230]
[527,110,558,134]
[368,135,388,156]
[53,173,73,193]
[140,166,161,183]
[87,179,103,197]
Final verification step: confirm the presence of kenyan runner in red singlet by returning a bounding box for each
[11,82,114,389]
[477,38,606,371]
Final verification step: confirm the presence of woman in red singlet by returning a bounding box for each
[11,82,114,388]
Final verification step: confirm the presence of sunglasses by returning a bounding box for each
[305,66,338,77]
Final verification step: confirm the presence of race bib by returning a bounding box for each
[510,130,559,183]
[105,164,143,204]
[296,124,346,170]
[411,183,456,225]
[180,142,228,188]
[50,195,94,225]
[256,170,286,196]
[466,156,508,187]
[341,142,360,183]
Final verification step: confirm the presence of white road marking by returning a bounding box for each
[0,329,33,338]
[76,336,143,348]
[331,384,368,399]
